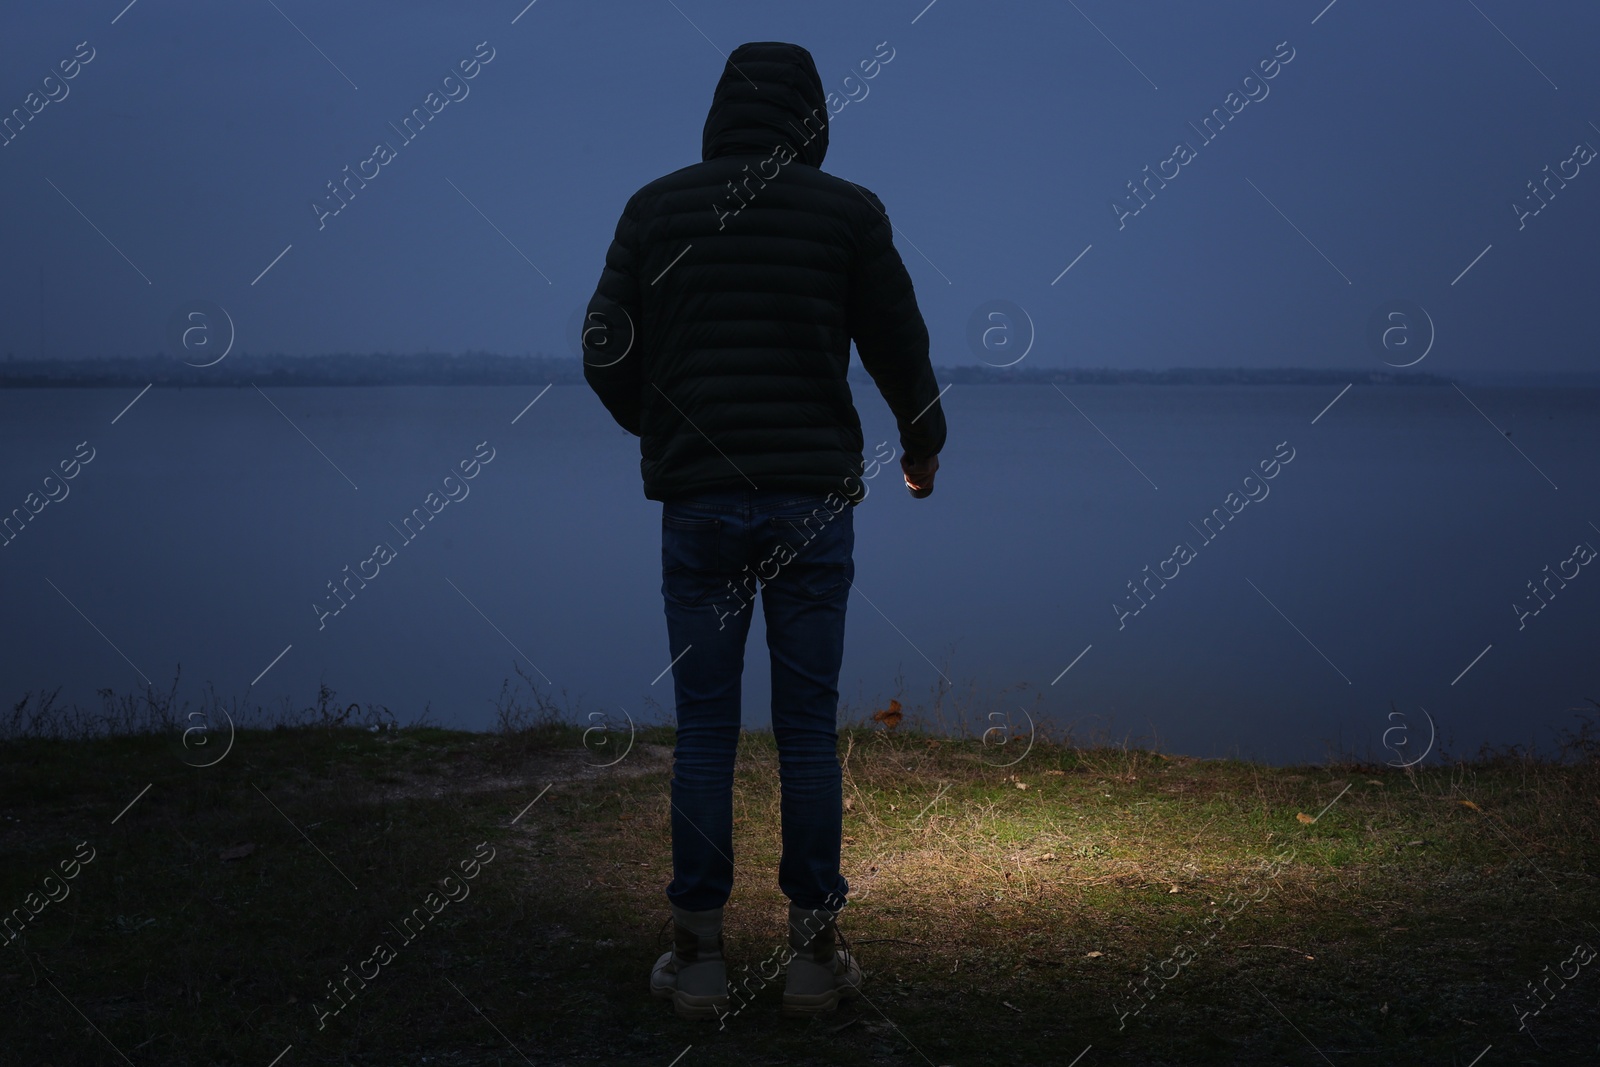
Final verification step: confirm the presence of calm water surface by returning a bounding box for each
[2,383,1595,765]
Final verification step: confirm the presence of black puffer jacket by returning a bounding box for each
[581,40,946,504]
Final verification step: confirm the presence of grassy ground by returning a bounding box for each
[2,710,1597,1066]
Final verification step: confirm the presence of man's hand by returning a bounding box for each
[901,453,938,498]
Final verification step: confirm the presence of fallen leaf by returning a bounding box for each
[218,843,256,862]
[1045,769,1066,776]
[1015,781,1028,790]
[1459,799,1481,811]
[1295,813,1314,824]
[1407,839,1424,846]
[1364,779,1384,785]
[843,836,857,845]
[1039,852,1057,862]
[1085,950,1104,958]
[872,699,904,730]
[844,796,855,811]
[1168,886,1180,894]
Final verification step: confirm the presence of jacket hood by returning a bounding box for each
[701,41,828,167]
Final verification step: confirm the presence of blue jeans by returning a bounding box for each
[661,488,853,913]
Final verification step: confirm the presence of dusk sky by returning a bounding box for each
[2,1,1596,374]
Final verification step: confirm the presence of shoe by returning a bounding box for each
[650,904,730,1020]
[782,902,862,1017]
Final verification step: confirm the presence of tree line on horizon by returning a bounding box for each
[0,351,1456,388]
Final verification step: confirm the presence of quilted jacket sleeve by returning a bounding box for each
[846,187,947,462]
[582,194,644,436]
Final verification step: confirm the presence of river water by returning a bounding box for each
[2,382,1595,765]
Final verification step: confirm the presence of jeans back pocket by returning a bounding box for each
[662,511,723,607]
[766,505,853,601]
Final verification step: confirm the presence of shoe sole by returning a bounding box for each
[652,983,729,1021]
[781,983,861,1017]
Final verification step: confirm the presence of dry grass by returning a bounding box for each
[2,708,1597,1066]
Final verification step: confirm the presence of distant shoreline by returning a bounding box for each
[0,353,1480,389]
